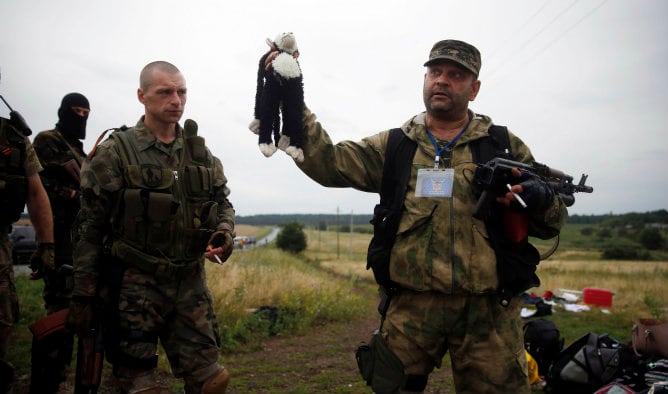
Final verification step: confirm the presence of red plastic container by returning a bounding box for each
[583,287,614,307]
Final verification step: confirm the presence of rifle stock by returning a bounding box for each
[75,325,104,394]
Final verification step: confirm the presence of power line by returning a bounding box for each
[484,0,608,83]
[525,0,609,66]
[486,0,552,62]
[485,0,579,81]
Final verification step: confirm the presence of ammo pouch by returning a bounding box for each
[110,124,217,264]
[356,330,405,394]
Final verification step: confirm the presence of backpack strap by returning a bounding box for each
[471,124,512,164]
[369,128,416,318]
[380,128,417,209]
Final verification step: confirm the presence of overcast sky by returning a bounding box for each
[2,0,666,217]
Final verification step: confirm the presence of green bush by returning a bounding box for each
[638,228,665,250]
[276,221,307,253]
[580,227,595,236]
[601,239,650,260]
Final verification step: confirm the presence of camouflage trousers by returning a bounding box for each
[115,264,222,378]
[0,238,18,359]
[382,290,530,394]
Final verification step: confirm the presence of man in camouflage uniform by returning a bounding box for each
[31,92,90,392]
[269,40,568,393]
[66,61,235,394]
[1,70,55,393]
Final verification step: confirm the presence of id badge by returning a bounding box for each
[415,168,454,198]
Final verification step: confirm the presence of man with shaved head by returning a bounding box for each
[67,61,235,393]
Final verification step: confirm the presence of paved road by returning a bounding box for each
[257,226,279,246]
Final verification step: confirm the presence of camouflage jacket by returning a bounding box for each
[297,108,567,294]
[32,129,85,225]
[1,117,42,232]
[72,118,235,297]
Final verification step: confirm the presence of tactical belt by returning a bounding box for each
[111,240,202,279]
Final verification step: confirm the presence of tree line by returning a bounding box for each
[239,210,668,228]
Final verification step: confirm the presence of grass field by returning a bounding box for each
[5,223,668,392]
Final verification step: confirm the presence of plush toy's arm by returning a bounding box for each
[251,51,272,130]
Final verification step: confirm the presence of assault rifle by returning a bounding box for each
[1,94,32,136]
[473,157,593,219]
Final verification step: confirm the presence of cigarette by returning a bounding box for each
[506,184,527,208]
[207,245,224,264]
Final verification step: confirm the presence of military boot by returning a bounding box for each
[202,367,230,394]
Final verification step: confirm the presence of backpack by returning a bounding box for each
[523,318,564,376]
[546,332,625,394]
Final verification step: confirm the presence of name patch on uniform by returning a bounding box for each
[415,168,454,198]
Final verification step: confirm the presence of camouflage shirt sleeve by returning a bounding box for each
[72,140,122,297]
[23,137,43,176]
[33,130,83,202]
[296,107,387,193]
[211,155,235,235]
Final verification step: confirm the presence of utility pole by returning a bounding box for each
[336,206,340,259]
[349,210,353,260]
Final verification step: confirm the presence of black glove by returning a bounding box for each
[29,242,55,280]
[518,175,554,214]
[65,296,96,337]
[207,230,234,262]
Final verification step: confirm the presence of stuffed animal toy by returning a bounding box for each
[249,32,305,162]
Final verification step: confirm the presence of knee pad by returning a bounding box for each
[202,367,230,394]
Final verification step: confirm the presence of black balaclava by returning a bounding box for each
[56,92,89,140]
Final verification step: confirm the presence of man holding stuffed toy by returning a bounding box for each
[266,39,568,393]
[66,61,235,393]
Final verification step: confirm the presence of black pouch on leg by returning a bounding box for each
[356,330,406,394]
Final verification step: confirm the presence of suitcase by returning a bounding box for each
[582,287,614,307]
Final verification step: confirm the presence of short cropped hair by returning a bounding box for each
[139,61,181,91]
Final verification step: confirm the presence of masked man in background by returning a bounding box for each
[31,92,90,393]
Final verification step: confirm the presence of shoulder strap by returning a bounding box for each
[108,128,134,168]
[471,124,511,164]
[380,128,417,209]
[88,125,128,159]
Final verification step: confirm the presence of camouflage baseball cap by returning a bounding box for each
[424,39,481,76]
